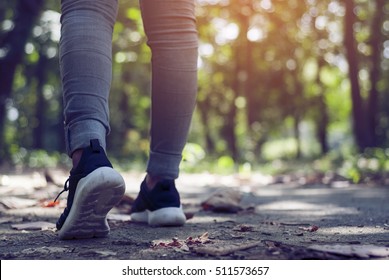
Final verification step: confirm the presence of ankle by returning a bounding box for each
[71,149,83,168]
[145,174,163,190]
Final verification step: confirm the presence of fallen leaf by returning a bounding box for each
[233,224,254,232]
[280,222,311,226]
[299,225,319,232]
[168,237,183,247]
[309,244,389,258]
[184,212,195,220]
[151,237,183,249]
[201,189,242,213]
[93,250,117,257]
[186,232,212,246]
[264,240,278,249]
[116,194,135,213]
[41,200,60,208]
[300,173,325,185]
[152,233,213,250]
[21,246,71,255]
[11,221,56,231]
[43,170,63,187]
[175,244,190,252]
[262,220,279,226]
[193,241,261,256]
[198,232,210,243]
[151,241,167,248]
[79,250,117,257]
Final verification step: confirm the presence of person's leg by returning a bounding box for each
[142,0,198,181]
[61,0,117,157]
[55,0,125,239]
[131,0,198,226]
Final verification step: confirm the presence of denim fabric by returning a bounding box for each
[60,0,198,179]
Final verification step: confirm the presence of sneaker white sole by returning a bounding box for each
[131,206,186,227]
[58,167,125,240]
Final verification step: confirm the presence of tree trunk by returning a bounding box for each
[0,0,44,161]
[316,95,329,154]
[316,58,329,155]
[33,52,48,149]
[223,88,238,162]
[294,115,301,159]
[343,0,371,151]
[198,98,215,154]
[367,0,385,147]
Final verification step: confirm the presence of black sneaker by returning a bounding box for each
[55,139,125,239]
[130,179,186,226]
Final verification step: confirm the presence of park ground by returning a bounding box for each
[0,167,388,260]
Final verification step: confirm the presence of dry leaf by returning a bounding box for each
[198,232,210,243]
[11,221,56,231]
[186,232,212,246]
[201,189,242,213]
[193,241,261,256]
[233,224,254,232]
[93,250,117,257]
[264,240,278,249]
[168,237,183,247]
[21,246,71,255]
[152,232,212,249]
[299,225,319,232]
[41,200,60,208]
[184,209,198,220]
[151,237,183,249]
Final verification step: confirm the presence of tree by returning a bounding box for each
[0,0,44,162]
[343,0,387,151]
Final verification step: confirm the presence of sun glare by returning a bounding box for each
[211,17,240,45]
[247,27,265,42]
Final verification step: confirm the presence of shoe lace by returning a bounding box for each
[54,178,70,202]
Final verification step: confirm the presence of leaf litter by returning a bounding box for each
[151,231,260,256]
[151,232,212,251]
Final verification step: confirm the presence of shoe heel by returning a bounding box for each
[148,206,186,226]
[58,167,125,239]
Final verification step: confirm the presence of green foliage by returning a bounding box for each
[217,155,235,171]
[11,148,69,169]
[182,143,206,166]
[338,148,389,183]
[1,0,388,173]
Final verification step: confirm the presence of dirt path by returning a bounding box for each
[1,170,389,260]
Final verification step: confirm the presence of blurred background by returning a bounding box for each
[0,0,388,183]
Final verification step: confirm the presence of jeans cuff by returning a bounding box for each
[65,120,107,156]
[146,150,182,180]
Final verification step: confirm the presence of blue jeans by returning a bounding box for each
[60,0,198,179]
